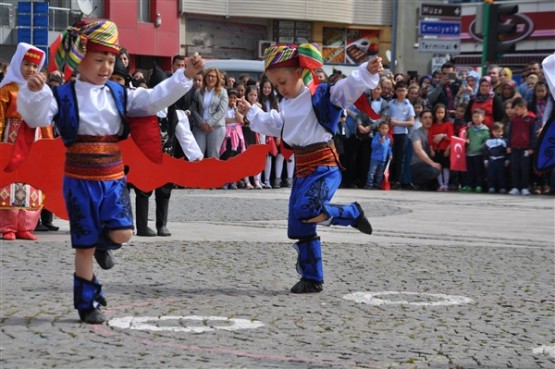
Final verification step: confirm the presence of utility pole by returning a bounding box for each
[481,0,492,75]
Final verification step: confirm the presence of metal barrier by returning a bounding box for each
[49,6,80,32]
[0,2,14,28]
[0,3,79,31]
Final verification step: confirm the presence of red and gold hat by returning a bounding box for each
[23,49,45,66]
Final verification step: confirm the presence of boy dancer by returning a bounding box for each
[17,20,203,323]
[238,44,381,293]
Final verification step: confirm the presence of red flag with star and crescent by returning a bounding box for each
[450,135,467,172]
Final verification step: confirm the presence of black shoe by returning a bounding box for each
[291,279,323,293]
[35,223,49,232]
[94,249,115,270]
[157,226,171,237]
[79,308,106,324]
[43,223,59,231]
[136,227,156,237]
[353,202,373,235]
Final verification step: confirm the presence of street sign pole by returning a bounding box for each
[481,1,491,75]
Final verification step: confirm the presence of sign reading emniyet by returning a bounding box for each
[419,21,461,36]
[421,3,462,19]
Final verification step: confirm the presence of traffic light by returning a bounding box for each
[486,4,519,63]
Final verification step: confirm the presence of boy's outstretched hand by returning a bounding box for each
[237,97,251,115]
[184,52,204,79]
[367,56,384,75]
[27,72,46,92]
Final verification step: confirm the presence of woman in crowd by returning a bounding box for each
[464,76,504,130]
[455,70,480,107]
[191,67,229,159]
[499,80,520,103]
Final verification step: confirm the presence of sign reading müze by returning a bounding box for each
[421,3,462,19]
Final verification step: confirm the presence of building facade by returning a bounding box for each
[1,0,552,77]
[0,0,180,72]
[178,0,393,71]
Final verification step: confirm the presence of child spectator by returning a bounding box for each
[412,98,425,131]
[388,81,414,189]
[451,102,469,190]
[429,103,454,191]
[259,79,280,189]
[242,85,263,189]
[17,20,203,323]
[484,122,508,193]
[220,88,245,189]
[0,43,47,241]
[453,103,468,137]
[508,97,537,195]
[461,109,490,192]
[365,122,393,189]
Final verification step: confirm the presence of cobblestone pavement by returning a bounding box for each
[1,188,554,369]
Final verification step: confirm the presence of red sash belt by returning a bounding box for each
[65,135,124,180]
[293,140,341,178]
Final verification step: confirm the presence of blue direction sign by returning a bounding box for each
[419,21,461,36]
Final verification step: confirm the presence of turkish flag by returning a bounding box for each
[450,135,467,172]
[381,158,391,190]
[354,94,382,120]
[48,34,73,81]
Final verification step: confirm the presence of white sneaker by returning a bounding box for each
[509,188,520,195]
[521,188,531,196]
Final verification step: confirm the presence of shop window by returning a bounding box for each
[322,27,380,65]
[138,0,150,23]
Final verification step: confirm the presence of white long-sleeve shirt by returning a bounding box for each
[17,69,193,137]
[175,110,203,161]
[246,62,379,147]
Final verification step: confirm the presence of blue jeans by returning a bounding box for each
[392,133,408,183]
[510,149,530,190]
[465,155,485,189]
[487,158,506,190]
[366,159,386,187]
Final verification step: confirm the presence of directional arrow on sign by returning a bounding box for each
[419,21,461,36]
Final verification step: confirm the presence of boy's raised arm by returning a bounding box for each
[17,73,56,127]
[330,56,383,108]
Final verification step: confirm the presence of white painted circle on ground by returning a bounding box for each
[532,345,555,358]
[108,315,264,333]
[343,291,473,306]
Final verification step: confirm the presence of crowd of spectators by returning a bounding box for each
[1,54,552,196]
[330,61,553,195]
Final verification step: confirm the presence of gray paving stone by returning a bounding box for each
[1,189,554,368]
